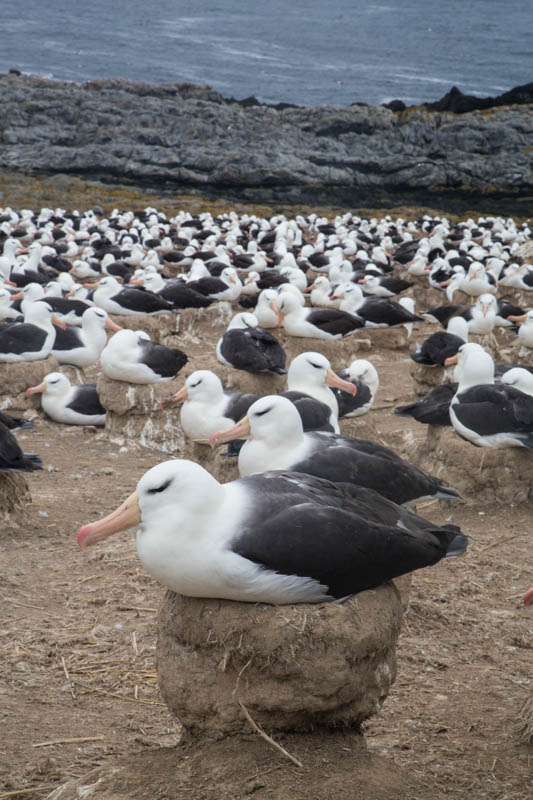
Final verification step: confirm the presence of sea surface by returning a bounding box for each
[2,0,532,107]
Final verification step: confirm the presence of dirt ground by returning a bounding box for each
[0,205,532,799]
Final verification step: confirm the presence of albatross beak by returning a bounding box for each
[52,315,68,330]
[26,381,46,395]
[269,300,284,327]
[77,490,141,548]
[209,416,251,448]
[507,314,526,324]
[105,317,123,331]
[443,354,459,367]
[159,384,187,410]
[325,368,357,396]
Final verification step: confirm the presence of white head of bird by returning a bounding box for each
[444,342,494,389]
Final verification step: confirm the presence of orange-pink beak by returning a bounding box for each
[52,315,68,330]
[77,490,141,548]
[325,368,357,396]
[26,381,46,396]
[443,353,459,367]
[210,416,250,448]
[105,317,123,332]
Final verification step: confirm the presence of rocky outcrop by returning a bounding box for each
[1,73,531,209]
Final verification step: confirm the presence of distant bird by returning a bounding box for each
[100,329,188,384]
[333,359,379,418]
[358,274,413,297]
[26,372,106,426]
[445,343,533,448]
[285,352,356,433]
[88,276,174,316]
[51,307,122,368]
[0,301,67,362]
[275,291,364,339]
[142,273,214,309]
[0,422,42,472]
[332,283,422,328]
[216,312,287,375]
[410,316,469,367]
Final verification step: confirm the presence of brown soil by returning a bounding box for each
[0,189,531,799]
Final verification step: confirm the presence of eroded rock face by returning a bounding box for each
[97,374,186,454]
[0,74,532,207]
[157,584,404,739]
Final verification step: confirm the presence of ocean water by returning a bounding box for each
[1,0,531,107]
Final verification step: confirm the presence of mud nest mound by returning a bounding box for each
[157,583,404,740]
[413,424,533,504]
[0,472,31,516]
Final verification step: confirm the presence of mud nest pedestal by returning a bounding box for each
[157,583,404,740]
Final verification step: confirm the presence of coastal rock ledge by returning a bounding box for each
[1,73,532,209]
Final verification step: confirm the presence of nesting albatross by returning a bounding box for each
[77,459,467,604]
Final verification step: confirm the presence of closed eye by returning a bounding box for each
[254,406,272,417]
[148,479,172,494]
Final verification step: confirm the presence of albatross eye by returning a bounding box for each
[148,479,172,495]
[254,406,272,417]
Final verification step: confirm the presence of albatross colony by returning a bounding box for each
[2,203,533,733]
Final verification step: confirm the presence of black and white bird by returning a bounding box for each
[444,343,533,448]
[51,307,122,368]
[210,395,460,505]
[333,359,380,418]
[410,316,469,367]
[0,301,66,362]
[284,352,357,433]
[274,291,364,339]
[216,312,287,375]
[332,283,422,328]
[77,458,467,604]
[88,276,174,316]
[26,372,106,426]
[100,329,188,384]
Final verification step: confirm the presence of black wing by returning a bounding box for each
[291,433,459,504]
[112,288,173,313]
[0,422,43,472]
[410,332,465,366]
[0,323,47,355]
[0,410,34,431]
[454,385,533,437]
[359,297,422,325]
[233,473,466,599]
[395,384,457,426]
[138,340,188,378]
[66,385,106,417]
[279,391,335,432]
[223,391,261,422]
[306,308,364,336]
[219,329,286,374]
[51,324,83,351]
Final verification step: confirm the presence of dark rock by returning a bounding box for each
[383,100,406,112]
[424,82,533,114]
[0,74,532,209]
